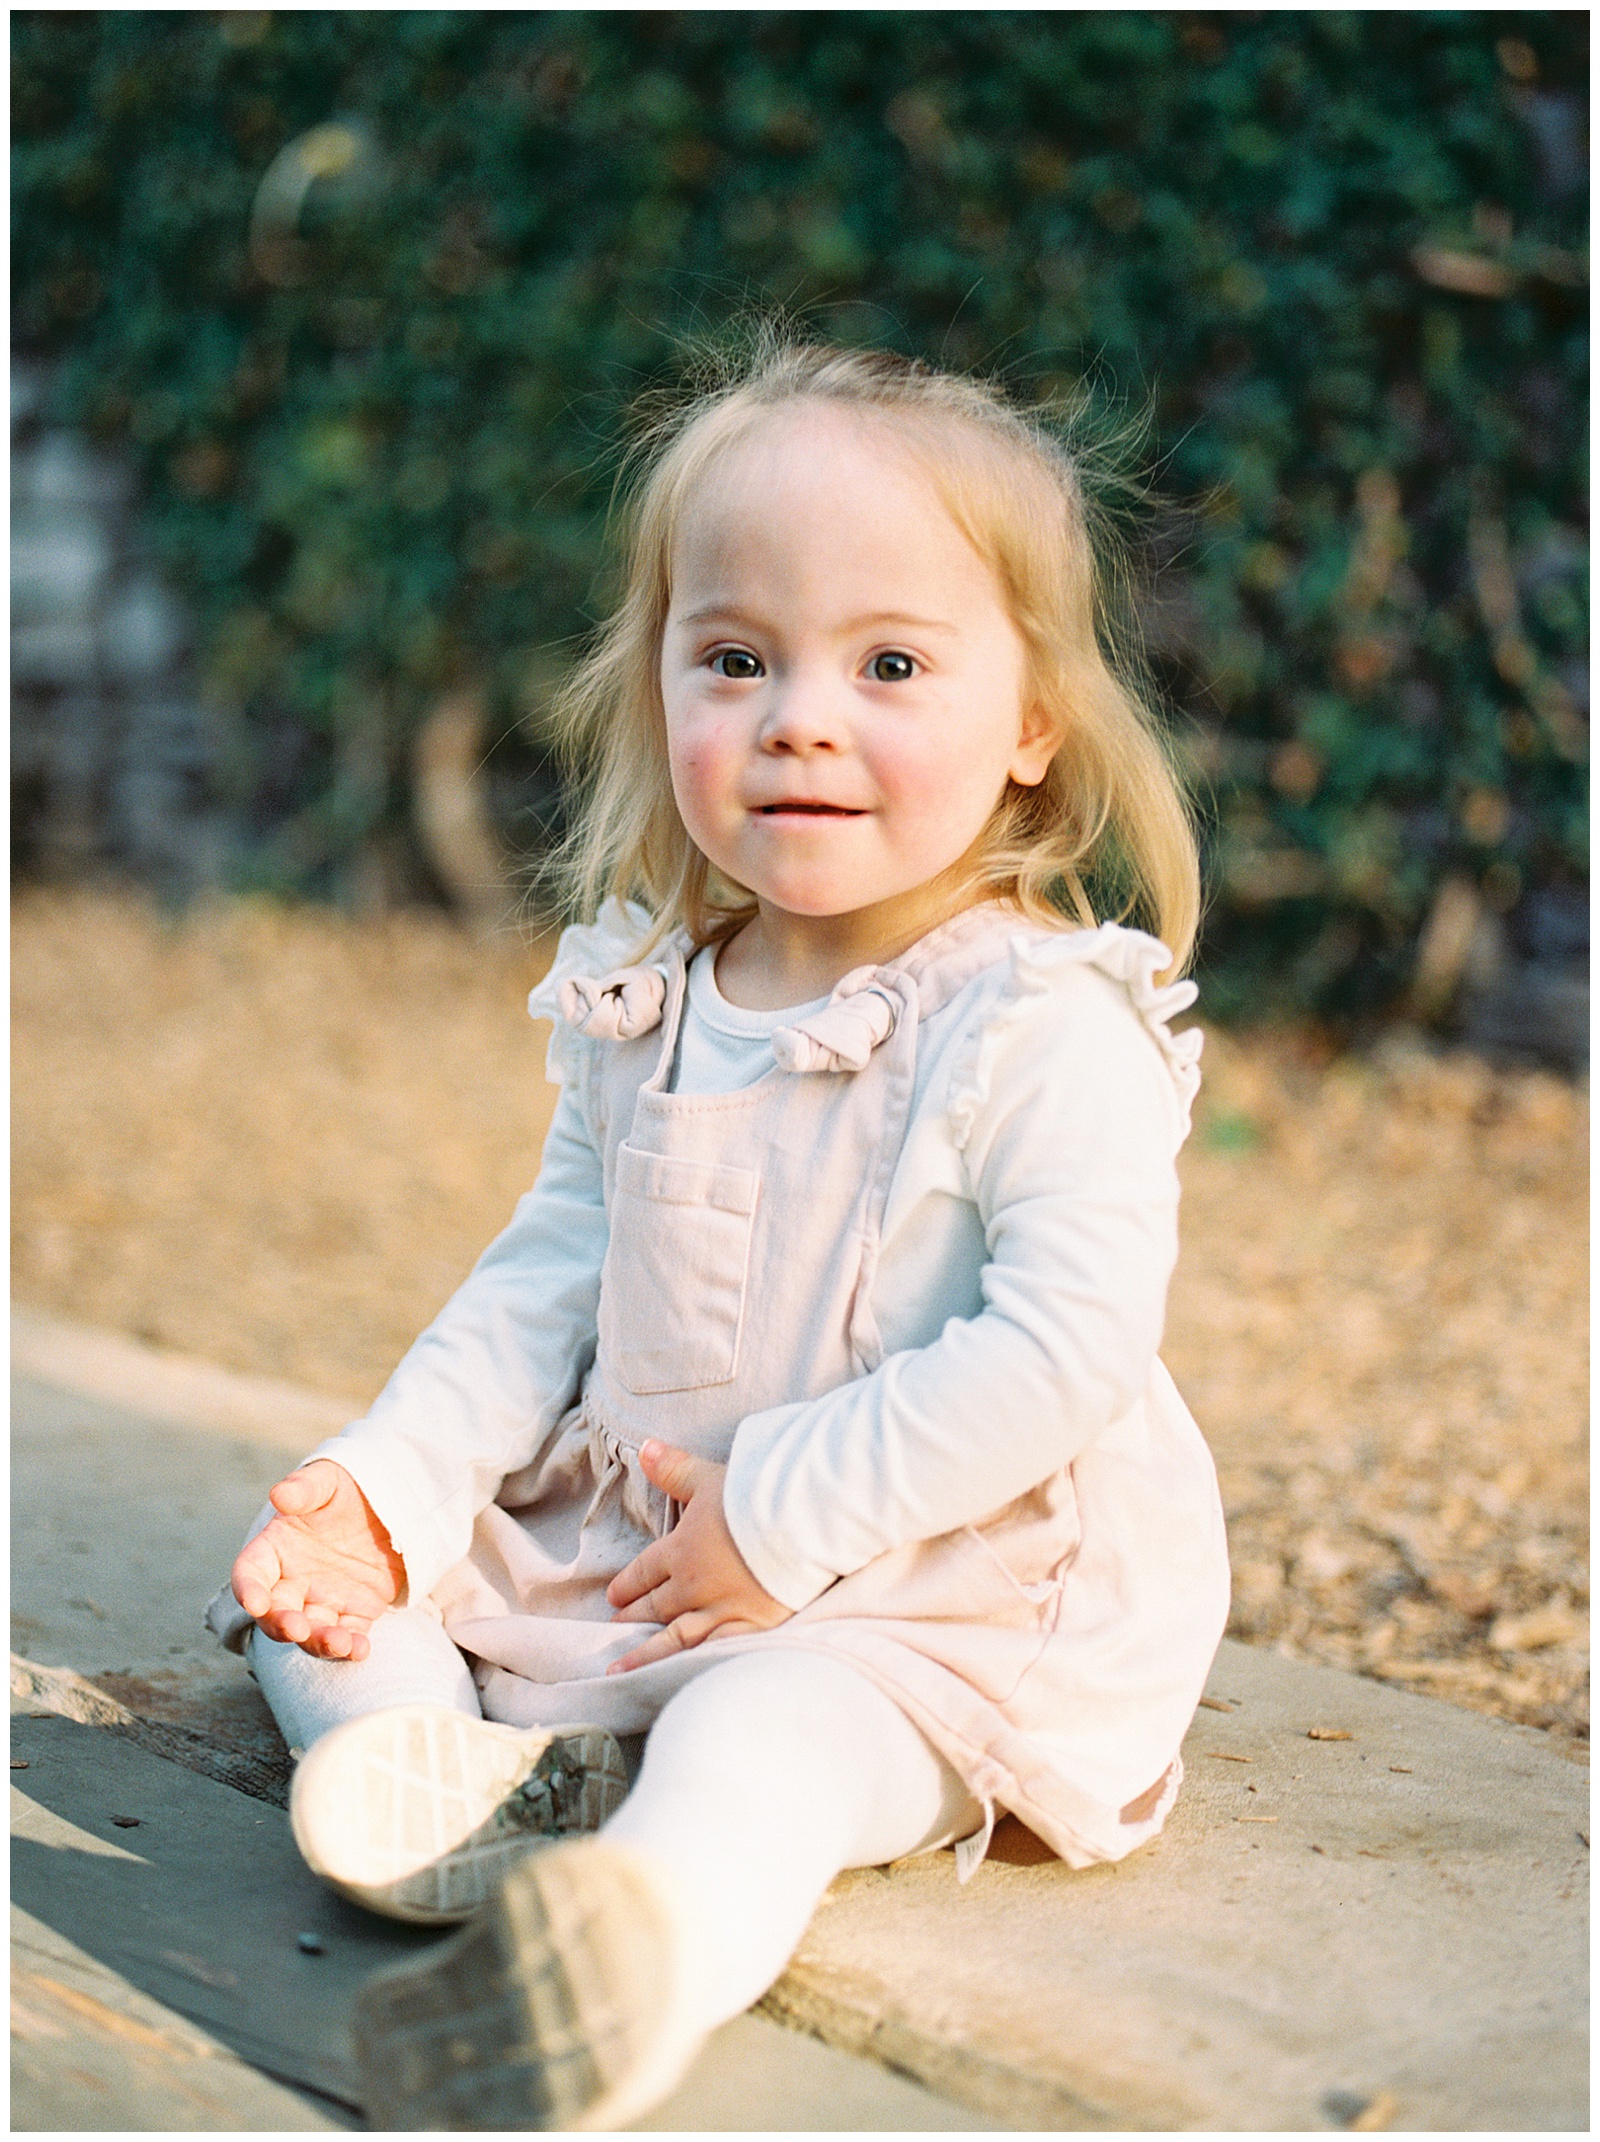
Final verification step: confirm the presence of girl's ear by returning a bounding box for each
[1008,699,1063,790]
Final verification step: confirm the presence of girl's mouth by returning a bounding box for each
[756,802,865,817]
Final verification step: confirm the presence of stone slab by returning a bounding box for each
[12,1901,353,2131]
[11,1303,350,1454]
[764,1648,1587,2130]
[10,1362,320,1680]
[12,1363,306,1776]
[9,1706,992,2132]
[10,1312,1591,2130]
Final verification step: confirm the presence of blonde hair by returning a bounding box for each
[546,331,1200,975]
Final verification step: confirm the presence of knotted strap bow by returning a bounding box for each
[557,965,667,1040]
[555,957,901,1071]
[772,969,900,1073]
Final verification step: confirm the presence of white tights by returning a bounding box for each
[251,1612,981,2031]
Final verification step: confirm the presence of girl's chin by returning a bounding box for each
[751,889,875,921]
[749,879,937,927]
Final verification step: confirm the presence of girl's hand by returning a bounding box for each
[231,1459,405,1661]
[605,1441,791,1671]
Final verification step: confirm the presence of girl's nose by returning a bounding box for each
[757,679,847,754]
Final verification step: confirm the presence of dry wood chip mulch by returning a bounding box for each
[1170,1028,1587,1750]
[12,888,1588,1751]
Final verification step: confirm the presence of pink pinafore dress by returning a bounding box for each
[432,904,1229,1871]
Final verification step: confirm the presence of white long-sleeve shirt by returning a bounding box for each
[293,923,1196,1618]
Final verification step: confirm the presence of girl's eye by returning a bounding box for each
[709,648,763,680]
[868,651,916,683]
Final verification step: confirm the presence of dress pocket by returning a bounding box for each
[599,1142,759,1394]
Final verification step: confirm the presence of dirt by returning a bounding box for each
[12,886,1588,1749]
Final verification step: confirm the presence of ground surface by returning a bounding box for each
[12,886,1588,1748]
[12,1366,1589,2133]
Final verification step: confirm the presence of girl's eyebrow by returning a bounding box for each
[678,602,767,628]
[839,610,960,636]
[676,602,958,635]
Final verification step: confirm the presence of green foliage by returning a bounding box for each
[11,9,1588,1016]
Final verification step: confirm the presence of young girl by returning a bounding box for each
[210,337,1230,2131]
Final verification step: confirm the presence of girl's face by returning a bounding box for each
[660,406,1058,950]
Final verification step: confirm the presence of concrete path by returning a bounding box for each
[9,1702,988,2132]
[11,1307,1590,2130]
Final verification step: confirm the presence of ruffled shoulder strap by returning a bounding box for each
[526,897,656,1019]
[527,898,666,1082]
[948,921,1203,1146]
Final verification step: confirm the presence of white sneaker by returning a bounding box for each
[351,1836,704,2131]
[289,1704,630,1924]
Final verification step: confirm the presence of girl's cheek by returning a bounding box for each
[669,721,716,775]
[878,738,961,813]
[895,747,1007,849]
[668,731,733,821]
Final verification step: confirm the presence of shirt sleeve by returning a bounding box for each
[722,960,1190,1612]
[299,1074,608,1603]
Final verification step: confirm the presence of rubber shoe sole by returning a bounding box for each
[289,1704,629,1923]
[352,1837,700,2131]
